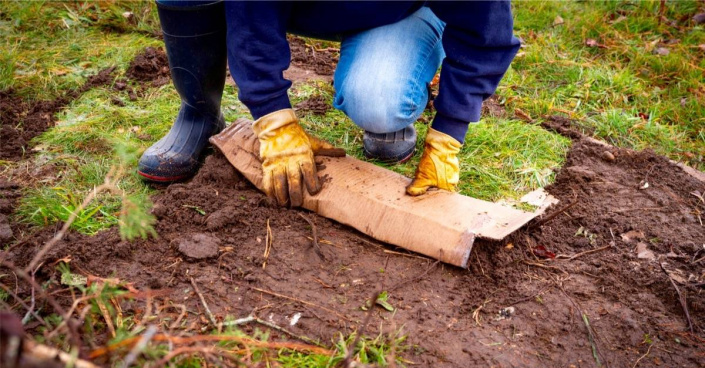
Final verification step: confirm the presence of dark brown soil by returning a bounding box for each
[0,67,117,161]
[126,46,170,87]
[288,36,339,76]
[4,130,704,366]
[294,95,332,116]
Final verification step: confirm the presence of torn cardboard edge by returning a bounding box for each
[211,119,558,268]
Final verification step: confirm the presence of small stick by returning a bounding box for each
[154,346,217,368]
[632,342,655,368]
[659,263,694,333]
[190,277,218,328]
[120,325,158,368]
[21,264,41,325]
[298,212,324,260]
[522,260,569,277]
[262,218,273,269]
[23,340,99,368]
[1,261,81,348]
[0,283,49,329]
[253,317,323,347]
[533,200,578,227]
[382,249,430,261]
[582,313,602,367]
[90,332,333,359]
[243,284,352,322]
[556,243,613,261]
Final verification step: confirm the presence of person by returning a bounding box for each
[139,1,520,208]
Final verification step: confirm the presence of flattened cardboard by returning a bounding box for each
[211,119,557,268]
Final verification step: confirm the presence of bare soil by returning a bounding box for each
[2,45,704,367]
[125,46,170,87]
[0,67,117,161]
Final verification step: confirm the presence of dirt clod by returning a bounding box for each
[175,233,220,260]
[126,47,170,87]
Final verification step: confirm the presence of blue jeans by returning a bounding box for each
[333,7,445,134]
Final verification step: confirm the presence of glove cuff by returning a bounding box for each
[253,108,298,137]
[426,128,462,152]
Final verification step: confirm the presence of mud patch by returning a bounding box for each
[0,67,117,161]
[294,95,332,116]
[126,47,170,87]
[4,132,704,366]
[288,36,339,76]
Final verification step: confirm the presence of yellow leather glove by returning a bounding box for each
[406,128,462,196]
[254,108,344,207]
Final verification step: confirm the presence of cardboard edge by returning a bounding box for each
[457,231,476,269]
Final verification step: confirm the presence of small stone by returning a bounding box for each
[151,203,167,219]
[175,233,220,260]
[601,151,615,162]
[636,242,656,261]
[0,223,13,244]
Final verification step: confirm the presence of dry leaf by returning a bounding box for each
[653,47,670,56]
[693,13,705,24]
[553,15,564,26]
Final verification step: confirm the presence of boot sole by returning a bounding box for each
[363,147,415,164]
[138,170,192,183]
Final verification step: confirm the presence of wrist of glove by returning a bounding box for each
[254,108,344,207]
[406,128,462,196]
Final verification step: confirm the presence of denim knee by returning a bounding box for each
[334,80,426,134]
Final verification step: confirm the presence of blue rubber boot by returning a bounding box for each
[138,1,227,182]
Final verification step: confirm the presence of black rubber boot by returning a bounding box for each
[138,1,227,182]
[362,125,417,163]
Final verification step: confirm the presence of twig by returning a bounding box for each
[382,249,430,261]
[89,333,334,359]
[0,283,49,329]
[23,340,99,368]
[632,342,655,368]
[253,317,323,347]
[154,346,218,368]
[522,260,569,277]
[659,263,694,333]
[533,200,578,227]
[262,218,273,269]
[21,264,40,324]
[582,313,602,367]
[97,296,116,338]
[26,169,120,272]
[242,284,352,322]
[298,212,324,260]
[556,243,613,261]
[120,325,158,368]
[472,298,492,326]
[692,254,705,264]
[1,260,81,348]
[190,277,218,328]
[558,286,609,367]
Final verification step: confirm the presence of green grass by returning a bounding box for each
[0,1,161,100]
[507,0,705,168]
